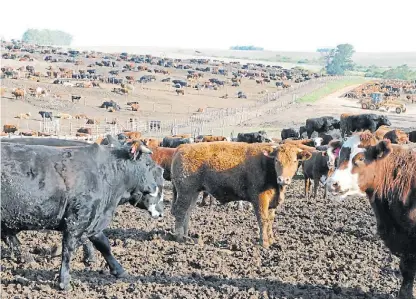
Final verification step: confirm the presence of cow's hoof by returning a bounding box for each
[58,282,71,291]
[112,270,129,278]
[260,240,271,249]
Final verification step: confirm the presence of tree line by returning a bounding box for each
[230,45,264,51]
[22,29,73,46]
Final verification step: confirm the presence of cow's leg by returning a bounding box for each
[398,256,416,299]
[59,231,80,290]
[267,208,277,245]
[1,233,21,259]
[172,189,199,241]
[89,232,127,278]
[254,190,273,248]
[304,178,310,199]
[81,238,97,266]
[313,178,319,199]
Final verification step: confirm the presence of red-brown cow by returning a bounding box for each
[170,142,312,248]
[327,134,416,299]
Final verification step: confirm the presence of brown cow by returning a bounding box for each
[75,114,88,119]
[15,112,31,119]
[149,146,176,181]
[3,124,18,134]
[142,138,161,148]
[375,125,392,140]
[176,89,185,95]
[12,88,25,100]
[172,134,191,139]
[124,131,142,140]
[202,135,229,142]
[383,129,409,145]
[170,142,312,248]
[131,104,140,111]
[327,138,416,299]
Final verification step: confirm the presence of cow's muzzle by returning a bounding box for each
[277,176,292,185]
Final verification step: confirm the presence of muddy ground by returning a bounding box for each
[1,179,405,299]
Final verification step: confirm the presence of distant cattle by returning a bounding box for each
[86,118,99,125]
[305,116,340,138]
[131,104,140,111]
[11,88,25,100]
[3,124,18,134]
[101,100,120,110]
[237,131,268,143]
[15,112,31,119]
[171,142,312,248]
[71,95,81,102]
[281,128,299,140]
[340,113,391,138]
[56,113,72,120]
[74,114,88,119]
[176,89,185,95]
[162,136,194,148]
[77,127,92,135]
[202,135,229,142]
[299,126,307,138]
[38,111,53,121]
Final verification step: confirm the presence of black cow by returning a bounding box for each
[341,114,391,138]
[305,116,340,138]
[38,111,53,121]
[237,131,268,143]
[71,95,81,102]
[1,138,89,147]
[302,151,334,199]
[162,137,194,148]
[281,128,299,140]
[408,131,416,143]
[312,130,341,147]
[101,100,119,109]
[299,126,307,138]
[1,140,164,290]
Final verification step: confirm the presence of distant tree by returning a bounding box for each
[22,29,73,46]
[230,45,264,51]
[325,44,355,75]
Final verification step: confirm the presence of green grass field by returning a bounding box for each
[297,77,368,103]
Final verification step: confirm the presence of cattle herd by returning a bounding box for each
[1,39,331,139]
[2,40,416,298]
[1,109,416,297]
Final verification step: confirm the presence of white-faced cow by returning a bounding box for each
[326,132,416,299]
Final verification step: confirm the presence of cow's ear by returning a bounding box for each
[297,150,312,161]
[262,150,274,159]
[129,141,140,160]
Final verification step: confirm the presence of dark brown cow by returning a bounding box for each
[302,150,336,199]
[170,142,312,248]
[327,136,416,299]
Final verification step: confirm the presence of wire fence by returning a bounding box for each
[19,75,350,140]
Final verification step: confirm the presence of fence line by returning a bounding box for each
[35,75,351,139]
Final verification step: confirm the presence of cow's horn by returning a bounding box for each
[139,144,153,154]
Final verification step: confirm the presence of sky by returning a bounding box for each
[0,0,414,52]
